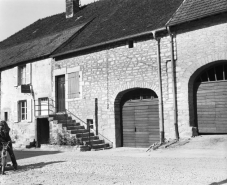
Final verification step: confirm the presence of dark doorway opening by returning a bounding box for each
[56,75,65,112]
[37,118,50,145]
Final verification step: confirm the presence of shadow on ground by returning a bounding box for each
[5,161,65,174]
[210,179,227,185]
[13,149,62,160]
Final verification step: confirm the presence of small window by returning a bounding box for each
[39,98,48,116]
[18,65,26,85]
[128,40,134,48]
[19,100,27,121]
[4,112,8,121]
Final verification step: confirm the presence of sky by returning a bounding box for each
[0,0,95,42]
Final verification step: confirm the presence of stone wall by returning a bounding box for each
[173,14,227,137]
[53,14,227,146]
[1,58,52,146]
[53,36,176,147]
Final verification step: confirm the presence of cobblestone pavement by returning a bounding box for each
[0,135,227,185]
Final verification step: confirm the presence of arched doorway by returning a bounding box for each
[120,88,159,148]
[194,62,227,133]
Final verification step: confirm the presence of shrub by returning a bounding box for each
[49,132,81,146]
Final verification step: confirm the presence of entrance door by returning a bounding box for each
[37,118,50,145]
[122,89,159,148]
[196,81,227,133]
[195,63,227,133]
[56,75,65,112]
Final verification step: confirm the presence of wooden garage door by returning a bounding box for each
[196,81,227,133]
[123,99,159,148]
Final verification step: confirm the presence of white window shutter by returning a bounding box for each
[14,101,19,122]
[27,99,33,122]
[14,67,19,86]
[26,63,31,84]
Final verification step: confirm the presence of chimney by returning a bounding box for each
[66,0,80,18]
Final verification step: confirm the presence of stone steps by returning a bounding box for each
[69,129,89,134]
[75,132,95,138]
[50,114,112,151]
[81,136,99,142]
[84,139,104,145]
[67,125,85,130]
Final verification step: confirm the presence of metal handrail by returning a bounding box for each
[34,97,113,146]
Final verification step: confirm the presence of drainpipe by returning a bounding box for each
[167,27,179,140]
[152,31,165,143]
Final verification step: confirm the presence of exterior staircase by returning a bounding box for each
[48,114,112,151]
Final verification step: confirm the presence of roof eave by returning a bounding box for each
[51,27,167,58]
[167,9,227,27]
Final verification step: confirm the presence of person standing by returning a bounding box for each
[0,121,18,170]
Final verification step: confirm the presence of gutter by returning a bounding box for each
[152,29,166,144]
[51,27,166,58]
[167,26,180,140]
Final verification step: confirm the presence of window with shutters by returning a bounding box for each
[18,65,26,85]
[19,100,27,121]
[68,71,80,99]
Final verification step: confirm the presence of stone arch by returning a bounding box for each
[187,59,227,127]
[112,81,159,101]
[112,81,159,147]
[181,52,227,84]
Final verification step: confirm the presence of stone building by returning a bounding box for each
[0,0,226,148]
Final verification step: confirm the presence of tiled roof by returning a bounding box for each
[167,0,227,26]
[0,0,184,68]
[53,0,184,55]
[0,24,87,68]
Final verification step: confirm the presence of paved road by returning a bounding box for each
[0,135,227,185]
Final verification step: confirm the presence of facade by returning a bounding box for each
[170,13,227,135]
[0,0,227,148]
[52,36,173,147]
[1,59,52,145]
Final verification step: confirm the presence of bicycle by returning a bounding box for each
[0,141,10,175]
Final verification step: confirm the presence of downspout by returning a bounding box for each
[152,31,165,143]
[167,26,179,140]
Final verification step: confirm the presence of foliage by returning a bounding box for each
[49,132,81,146]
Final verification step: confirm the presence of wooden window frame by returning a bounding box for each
[19,100,27,121]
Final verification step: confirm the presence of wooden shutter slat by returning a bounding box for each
[27,99,32,122]
[14,101,19,122]
[26,63,31,84]
[68,71,80,99]
[75,71,79,98]
[14,67,19,86]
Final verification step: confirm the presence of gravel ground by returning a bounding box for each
[0,135,227,185]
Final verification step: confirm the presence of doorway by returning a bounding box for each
[121,88,159,148]
[56,75,65,112]
[37,118,50,145]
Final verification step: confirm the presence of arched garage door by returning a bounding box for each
[122,89,159,148]
[195,63,227,133]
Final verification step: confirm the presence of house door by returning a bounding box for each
[122,89,159,148]
[56,75,65,112]
[37,118,50,145]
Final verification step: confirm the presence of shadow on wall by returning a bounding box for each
[14,149,62,161]
[209,179,227,185]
